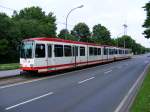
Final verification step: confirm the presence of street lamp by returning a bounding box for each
[65,5,84,31]
[123,24,128,48]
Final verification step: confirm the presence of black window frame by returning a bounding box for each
[104,48,108,55]
[94,47,98,55]
[54,44,63,57]
[115,49,118,54]
[64,45,72,57]
[98,48,101,55]
[35,44,45,58]
[80,46,85,56]
[89,47,94,56]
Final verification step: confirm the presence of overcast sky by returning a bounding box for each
[0,0,150,47]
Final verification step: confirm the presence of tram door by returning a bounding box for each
[103,47,109,61]
[35,43,48,72]
[47,44,54,71]
[73,46,79,67]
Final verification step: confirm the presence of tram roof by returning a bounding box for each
[24,37,130,50]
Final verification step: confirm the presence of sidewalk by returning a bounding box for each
[0,69,20,78]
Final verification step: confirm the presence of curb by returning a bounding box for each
[114,63,150,112]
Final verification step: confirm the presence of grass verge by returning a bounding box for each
[0,63,19,71]
[130,68,150,112]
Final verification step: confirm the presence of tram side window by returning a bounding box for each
[98,48,101,55]
[113,49,115,54]
[89,47,94,56]
[119,50,121,54]
[104,48,108,55]
[35,44,45,58]
[54,45,63,57]
[64,45,72,57]
[115,49,118,54]
[109,49,112,55]
[48,44,52,57]
[121,50,122,54]
[80,47,85,56]
[94,48,97,55]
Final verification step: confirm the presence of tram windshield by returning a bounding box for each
[20,41,34,58]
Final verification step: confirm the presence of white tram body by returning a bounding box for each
[20,37,132,73]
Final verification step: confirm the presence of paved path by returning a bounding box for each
[0,69,20,78]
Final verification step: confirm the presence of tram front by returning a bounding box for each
[20,40,35,72]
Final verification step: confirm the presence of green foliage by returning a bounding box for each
[143,2,150,38]
[115,35,146,54]
[130,69,150,112]
[0,6,57,63]
[12,7,45,20]
[58,29,69,39]
[92,24,111,45]
[0,13,12,39]
[12,6,57,38]
[110,38,117,46]
[0,39,9,55]
[71,22,91,42]
[0,63,19,70]
[117,35,134,48]
[58,29,79,41]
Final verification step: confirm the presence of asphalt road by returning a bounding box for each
[0,54,149,112]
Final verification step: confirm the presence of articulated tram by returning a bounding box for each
[20,37,132,73]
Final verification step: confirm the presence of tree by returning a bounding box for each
[110,38,117,46]
[116,35,147,54]
[12,7,45,20]
[117,35,135,48]
[0,7,57,63]
[71,22,91,42]
[58,29,79,41]
[58,29,69,39]
[92,24,111,45]
[0,13,13,63]
[12,6,57,38]
[143,2,150,38]
[0,13,12,39]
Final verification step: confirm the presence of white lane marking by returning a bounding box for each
[114,64,150,112]
[104,67,114,71]
[5,92,53,110]
[104,70,112,74]
[78,77,95,84]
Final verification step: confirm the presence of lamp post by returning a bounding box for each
[123,24,128,48]
[65,5,84,31]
